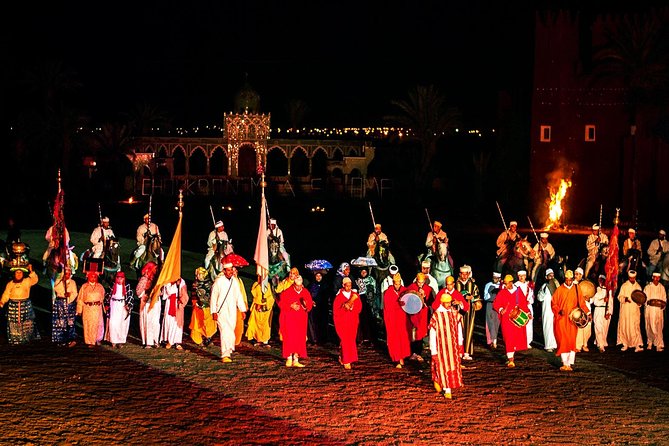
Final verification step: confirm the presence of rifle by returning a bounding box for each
[97,203,104,243]
[368,202,376,230]
[425,208,438,253]
[209,205,216,228]
[496,201,509,234]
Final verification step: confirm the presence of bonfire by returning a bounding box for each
[545,178,572,230]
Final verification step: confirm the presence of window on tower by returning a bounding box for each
[585,125,596,142]
[540,125,551,142]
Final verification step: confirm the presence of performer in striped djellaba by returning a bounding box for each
[1,261,40,344]
[429,293,464,400]
[52,267,78,347]
[104,271,133,348]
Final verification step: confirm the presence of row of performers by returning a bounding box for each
[509,267,667,358]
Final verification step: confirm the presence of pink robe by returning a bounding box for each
[278,286,313,358]
[333,290,362,364]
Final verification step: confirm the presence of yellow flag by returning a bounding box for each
[149,213,182,309]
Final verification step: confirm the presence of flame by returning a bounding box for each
[545,178,572,229]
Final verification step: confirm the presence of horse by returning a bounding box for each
[269,237,289,288]
[577,244,609,283]
[370,239,396,292]
[659,252,669,290]
[494,237,535,281]
[620,248,644,283]
[420,242,454,289]
[206,238,233,281]
[131,233,163,277]
[81,237,121,285]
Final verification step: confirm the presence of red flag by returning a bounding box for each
[254,196,269,280]
[52,190,69,267]
[605,224,619,292]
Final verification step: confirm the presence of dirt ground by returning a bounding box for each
[1,302,668,446]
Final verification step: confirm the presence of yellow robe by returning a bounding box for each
[245,282,275,344]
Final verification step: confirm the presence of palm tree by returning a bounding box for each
[385,85,461,190]
[285,99,310,131]
[124,102,172,136]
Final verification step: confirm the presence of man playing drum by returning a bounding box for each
[643,272,666,352]
[551,270,591,371]
[403,272,433,362]
[514,270,534,349]
[617,270,644,352]
[573,267,593,352]
[493,274,531,368]
[383,273,411,368]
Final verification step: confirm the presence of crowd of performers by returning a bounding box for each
[1,215,667,401]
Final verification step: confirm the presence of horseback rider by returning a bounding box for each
[425,221,448,260]
[531,232,555,282]
[367,223,389,257]
[646,229,669,277]
[90,217,115,259]
[134,214,161,260]
[204,220,233,269]
[496,221,521,259]
[621,228,643,273]
[268,219,290,268]
[585,224,608,278]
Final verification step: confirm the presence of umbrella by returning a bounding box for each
[305,259,333,271]
[224,253,249,267]
[350,256,378,267]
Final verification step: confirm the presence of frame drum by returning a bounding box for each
[400,292,423,315]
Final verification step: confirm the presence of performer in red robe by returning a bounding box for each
[492,274,530,367]
[278,276,313,367]
[383,274,411,368]
[551,269,590,371]
[403,272,433,362]
[429,293,463,400]
[333,277,362,369]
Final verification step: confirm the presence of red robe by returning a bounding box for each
[551,283,589,355]
[492,286,529,354]
[333,290,362,364]
[383,285,411,362]
[404,282,432,340]
[433,288,468,312]
[278,286,313,358]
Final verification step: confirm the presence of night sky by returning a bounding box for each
[6,1,536,128]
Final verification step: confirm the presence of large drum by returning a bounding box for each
[578,280,596,299]
[569,307,590,328]
[631,290,647,306]
[647,299,667,310]
[400,292,424,315]
[508,306,530,328]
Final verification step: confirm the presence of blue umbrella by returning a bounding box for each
[305,259,333,271]
[350,256,378,267]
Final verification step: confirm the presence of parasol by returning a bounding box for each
[350,256,378,267]
[305,259,333,271]
[224,253,249,267]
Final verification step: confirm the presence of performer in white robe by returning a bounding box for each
[137,262,160,348]
[483,272,502,349]
[644,272,666,351]
[591,275,614,352]
[104,271,133,348]
[574,267,592,351]
[160,278,189,349]
[90,217,115,258]
[536,268,559,351]
[515,270,534,348]
[617,270,643,352]
[210,262,248,362]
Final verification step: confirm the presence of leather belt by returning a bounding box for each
[84,301,102,306]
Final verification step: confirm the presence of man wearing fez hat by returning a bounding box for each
[617,270,643,352]
[210,262,247,363]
